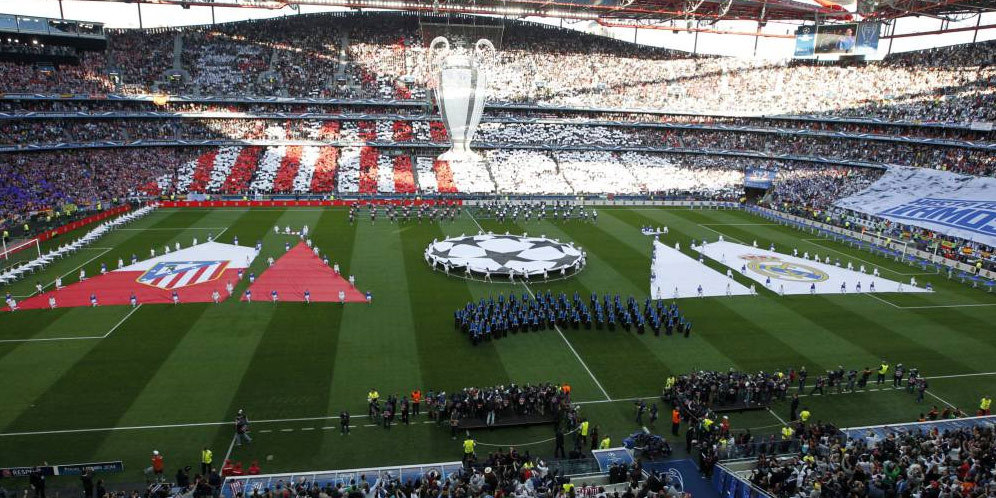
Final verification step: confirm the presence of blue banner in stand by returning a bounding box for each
[591,448,634,472]
[0,461,124,478]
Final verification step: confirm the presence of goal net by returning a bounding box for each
[1,238,41,273]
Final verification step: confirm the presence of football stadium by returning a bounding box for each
[1,1,995,497]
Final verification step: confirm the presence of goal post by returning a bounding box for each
[1,237,41,271]
[862,232,912,261]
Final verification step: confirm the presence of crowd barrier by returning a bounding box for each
[714,415,996,498]
[712,464,773,498]
[841,414,996,440]
[221,461,464,498]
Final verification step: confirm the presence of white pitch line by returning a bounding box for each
[925,371,996,380]
[766,408,788,426]
[102,304,142,338]
[520,281,612,402]
[464,209,485,233]
[699,223,779,227]
[462,209,611,402]
[696,224,745,244]
[863,292,996,310]
[221,434,237,468]
[0,334,105,344]
[799,238,930,277]
[863,292,902,309]
[898,303,996,309]
[925,390,957,409]
[0,304,142,344]
[0,413,371,437]
[115,227,229,231]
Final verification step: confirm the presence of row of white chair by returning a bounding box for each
[0,205,157,287]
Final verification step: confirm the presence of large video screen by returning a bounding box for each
[794,22,880,57]
[744,168,777,189]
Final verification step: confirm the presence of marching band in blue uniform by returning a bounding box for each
[454,291,691,345]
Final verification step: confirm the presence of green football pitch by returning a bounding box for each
[1,206,994,486]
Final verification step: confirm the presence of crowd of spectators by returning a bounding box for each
[231,455,639,498]
[748,423,996,497]
[4,118,989,176]
[0,148,204,230]
[445,384,572,425]
[3,98,992,144]
[773,202,996,272]
[0,12,994,122]
[766,166,880,210]
[664,370,790,423]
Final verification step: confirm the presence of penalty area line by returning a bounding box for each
[0,304,142,343]
[695,225,745,244]
[863,292,996,310]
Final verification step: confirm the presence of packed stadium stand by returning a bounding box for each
[1,11,994,268]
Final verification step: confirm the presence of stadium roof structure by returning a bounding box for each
[64,0,996,23]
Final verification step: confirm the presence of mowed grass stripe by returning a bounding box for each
[562,210,742,376]
[93,209,295,459]
[0,308,73,342]
[471,217,675,399]
[3,303,210,434]
[0,340,102,432]
[448,215,610,400]
[626,208,863,369]
[797,296,992,375]
[399,219,512,391]
[327,213,425,415]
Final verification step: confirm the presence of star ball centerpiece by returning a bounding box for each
[425,233,586,280]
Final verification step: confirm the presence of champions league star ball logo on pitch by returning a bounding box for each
[742,255,829,283]
[425,234,584,278]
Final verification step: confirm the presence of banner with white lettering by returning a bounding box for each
[835,166,996,247]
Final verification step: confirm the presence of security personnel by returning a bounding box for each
[2,229,8,242]
[411,389,422,416]
[367,389,380,417]
[579,419,590,445]
[781,425,794,440]
[981,395,992,415]
[671,409,681,436]
[702,416,714,432]
[200,447,213,475]
[462,437,476,463]
[800,408,811,424]
[562,483,575,495]
[877,361,889,385]
[598,435,611,449]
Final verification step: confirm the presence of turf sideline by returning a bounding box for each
[4,372,994,437]
[0,303,142,343]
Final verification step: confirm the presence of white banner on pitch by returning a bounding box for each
[651,241,752,299]
[696,240,932,295]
